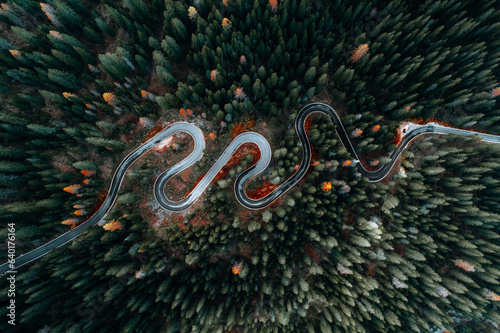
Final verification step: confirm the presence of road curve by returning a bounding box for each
[154,131,271,211]
[2,102,499,274]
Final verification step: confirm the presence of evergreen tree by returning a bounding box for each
[47,69,81,89]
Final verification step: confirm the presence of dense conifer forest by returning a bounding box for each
[0,0,499,332]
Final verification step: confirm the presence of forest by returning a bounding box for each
[0,0,499,332]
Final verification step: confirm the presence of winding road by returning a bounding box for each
[2,102,500,274]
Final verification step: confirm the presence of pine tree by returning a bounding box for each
[47,69,81,89]
[252,78,265,100]
[85,137,126,151]
[10,26,42,46]
[98,52,131,81]
[171,17,189,42]
[161,36,183,62]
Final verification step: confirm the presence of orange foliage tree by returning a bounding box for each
[64,184,81,194]
[74,209,86,216]
[103,92,116,106]
[40,3,60,27]
[269,0,278,12]
[234,87,246,101]
[81,170,95,177]
[492,87,500,97]
[9,49,20,58]
[210,69,218,82]
[321,181,332,191]
[63,92,76,100]
[103,220,122,231]
[453,259,475,272]
[352,128,363,137]
[232,262,242,275]
[61,218,77,226]
[351,44,369,62]
[222,18,231,28]
[485,290,500,301]
[49,30,62,39]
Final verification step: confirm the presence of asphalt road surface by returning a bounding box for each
[2,103,498,274]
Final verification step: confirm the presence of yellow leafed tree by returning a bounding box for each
[187,6,197,20]
[103,92,116,106]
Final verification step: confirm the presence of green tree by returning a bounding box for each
[161,36,183,62]
[47,69,81,89]
[98,52,131,81]
[171,18,189,42]
[303,66,317,85]
[85,137,126,151]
